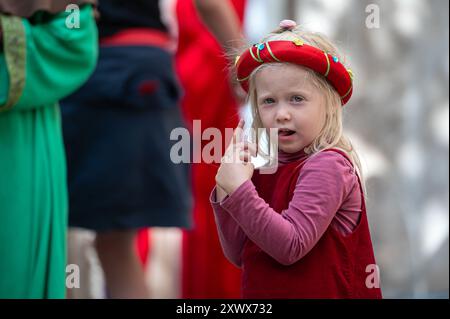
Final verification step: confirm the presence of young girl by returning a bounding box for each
[210,20,382,298]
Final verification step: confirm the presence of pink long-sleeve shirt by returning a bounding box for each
[210,149,362,267]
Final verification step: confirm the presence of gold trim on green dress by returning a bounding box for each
[0,5,98,298]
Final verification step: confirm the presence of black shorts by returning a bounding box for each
[61,45,192,231]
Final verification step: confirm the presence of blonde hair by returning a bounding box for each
[239,25,365,191]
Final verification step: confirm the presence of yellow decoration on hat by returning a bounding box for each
[347,69,354,81]
[293,38,304,46]
[235,55,241,66]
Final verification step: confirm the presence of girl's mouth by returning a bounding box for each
[278,129,296,136]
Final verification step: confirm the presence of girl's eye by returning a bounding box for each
[292,95,304,103]
[263,98,275,104]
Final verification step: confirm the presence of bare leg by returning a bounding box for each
[94,230,150,298]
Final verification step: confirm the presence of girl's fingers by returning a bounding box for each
[234,141,257,158]
[243,142,258,157]
[234,141,245,150]
[239,150,253,162]
[232,119,245,144]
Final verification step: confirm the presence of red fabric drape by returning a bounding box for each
[175,0,247,298]
[136,229,151,267]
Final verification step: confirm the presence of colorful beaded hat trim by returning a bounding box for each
[235,39,354,105]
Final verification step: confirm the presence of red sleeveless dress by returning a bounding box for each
[244,149,382,298]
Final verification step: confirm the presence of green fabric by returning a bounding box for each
[0,5,98,298]
[0,14,25,112]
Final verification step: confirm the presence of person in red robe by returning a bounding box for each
[175,0,247,298]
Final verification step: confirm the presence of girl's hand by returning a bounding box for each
[216,120,257,195]
[215,184,228,202]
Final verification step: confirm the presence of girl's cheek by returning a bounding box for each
[259,109,272,125]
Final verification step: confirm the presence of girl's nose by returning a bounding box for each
[275,105,291,122]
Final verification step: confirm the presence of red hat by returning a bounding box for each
[236,40,354,105]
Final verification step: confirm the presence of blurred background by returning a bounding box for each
[68,0,449,299]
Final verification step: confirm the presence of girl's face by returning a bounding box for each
[255,64,327,153]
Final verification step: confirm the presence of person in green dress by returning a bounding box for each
[0,0,98,298]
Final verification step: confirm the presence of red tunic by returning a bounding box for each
[244,149,382,298]
[175,0,247,298]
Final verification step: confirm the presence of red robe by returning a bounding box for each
[175,0,247,298]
